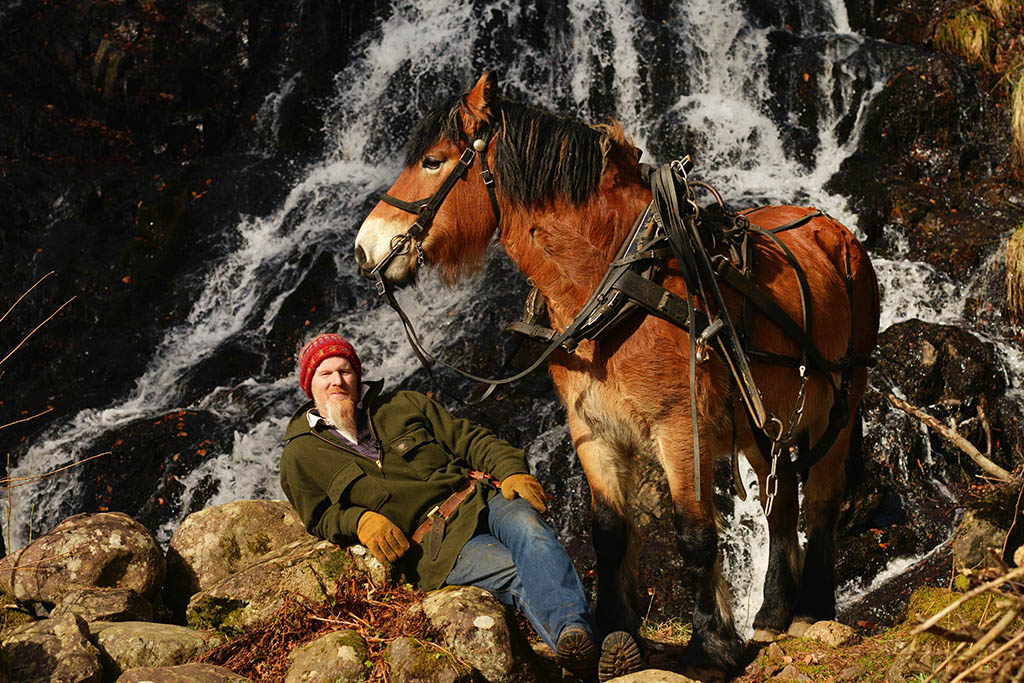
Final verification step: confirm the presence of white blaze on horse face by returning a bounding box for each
[354,213,418,283]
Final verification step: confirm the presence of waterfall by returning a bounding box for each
[6,0,1017,638]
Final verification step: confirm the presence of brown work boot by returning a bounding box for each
[555,626,599,680]
[598,631,642,681]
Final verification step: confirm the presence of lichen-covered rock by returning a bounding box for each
[1,613,103,683]
[0,512,165,604]
[116,662,253,682]
[51,587,153,623]
[186,537,395,635]
[384,636,472,682]
[285,629,369,683]
[87,621,213,678]
[611,671,697,682]
[801,620,861,647]
[165,500,311,617]
[421,586,535,683]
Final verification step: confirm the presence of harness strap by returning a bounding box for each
[713,258,839,387]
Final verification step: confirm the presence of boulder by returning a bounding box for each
[51,588,153,623]
[284,629,369,683]
[608,671,697,682]
[0,512,165,605]
[1,613,103,683]
[384,636,472,682]
[801,620,861,647]
[87,621,214,678]
[117,663,252,682]
[187,537,394,635]
[952,484,1022,570]
[421,586,535,683]
[165,500,311,617]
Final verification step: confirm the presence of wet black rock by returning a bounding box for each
[0,0,387,462]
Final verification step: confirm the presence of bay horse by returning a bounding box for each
[355,71,879,678]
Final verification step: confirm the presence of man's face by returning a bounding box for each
[311,355,360,414]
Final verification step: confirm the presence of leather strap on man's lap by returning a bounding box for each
[411,470,497,560]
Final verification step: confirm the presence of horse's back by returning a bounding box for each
[742,205,879,358]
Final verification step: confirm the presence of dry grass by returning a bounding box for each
[934,9,995,68]
[1012,66,1024,175]
[198,574,440,681]
[1007,225,1024,329]
[984,0,1023,25]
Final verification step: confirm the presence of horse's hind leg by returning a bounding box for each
[657,431,744,673]
[750,457,801,639]
[791,414,856,630]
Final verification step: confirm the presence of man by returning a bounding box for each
[279,333,628,680]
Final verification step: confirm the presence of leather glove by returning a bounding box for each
[356,511,409,563]
[501,473,549,515]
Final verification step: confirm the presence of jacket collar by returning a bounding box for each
[282,379,384,442]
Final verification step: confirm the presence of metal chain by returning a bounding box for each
[763,364,809,517]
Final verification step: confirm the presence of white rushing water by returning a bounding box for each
[6,0,1018,638]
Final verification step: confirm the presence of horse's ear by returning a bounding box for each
[461,71,499,135]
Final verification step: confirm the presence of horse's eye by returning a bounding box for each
[421,156,443,171]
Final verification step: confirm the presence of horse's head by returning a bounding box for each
[355,71,502,286]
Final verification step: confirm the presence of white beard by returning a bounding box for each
[323,398,358,442]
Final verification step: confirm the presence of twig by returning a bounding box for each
[923,641,968,683]
[5,453,9,552]
[0,451,110,488]
[0,271,54,327]
[951,629,1024,683]
[978,399,993,457]
[912,566,1024,634]
[0,407,54,433]
[0,296,76,369]
[884,392,1016,483]
[962,605,1018,660]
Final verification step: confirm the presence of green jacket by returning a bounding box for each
[279,380,531,590]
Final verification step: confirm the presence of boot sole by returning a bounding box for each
[599,631,642,681]
[555,628,599,679]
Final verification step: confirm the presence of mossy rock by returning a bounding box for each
[902,585,1023,649]
[0,593,35,637]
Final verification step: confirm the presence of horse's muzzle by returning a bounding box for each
[355,245,374,279]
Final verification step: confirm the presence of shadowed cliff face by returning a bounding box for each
[1,0,1022,630]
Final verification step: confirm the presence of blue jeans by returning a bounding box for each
[445,494,595,651]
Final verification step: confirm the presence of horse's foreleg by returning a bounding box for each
[750,453,801,639]
[658,434,744,673]
[570,414,640,636]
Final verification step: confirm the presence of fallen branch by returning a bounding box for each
[884,392,1016,483]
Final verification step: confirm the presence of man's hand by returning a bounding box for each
[501,473,549,515]
[357,511,409,563]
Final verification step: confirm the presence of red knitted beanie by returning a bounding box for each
[297,334,362,398]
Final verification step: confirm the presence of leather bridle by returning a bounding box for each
[369,133,501,296]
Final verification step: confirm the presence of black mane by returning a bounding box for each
[404,97,608,207]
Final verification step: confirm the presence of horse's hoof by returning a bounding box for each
[598,631,642,681]
[556,627,599,679]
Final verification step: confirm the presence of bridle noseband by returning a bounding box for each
[370,133,501,295]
